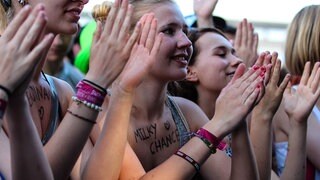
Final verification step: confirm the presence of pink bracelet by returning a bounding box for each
[196,128,227,151]
[76,80,106,106]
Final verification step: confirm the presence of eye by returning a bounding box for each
[162,28,175,36]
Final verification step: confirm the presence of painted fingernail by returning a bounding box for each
[260,66,266,72]
[253,65,260,71]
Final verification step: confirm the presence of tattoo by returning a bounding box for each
[134,123,157,143]
[164,120,170,130]
[26,85,51,107]
[38,106,44,120]
[150,129,179,154]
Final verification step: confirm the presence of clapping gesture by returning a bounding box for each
[193,0,218,27]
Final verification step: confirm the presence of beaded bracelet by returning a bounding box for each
[67,109,96,124]
[0,99,7,119]
[196,128,227,151]
[72,96,103,111]
[192,132,216,154]
[174,150,200,172]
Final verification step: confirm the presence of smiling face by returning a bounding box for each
[147,2,192,82]
[189,31,242,92]
[28,0,88,34]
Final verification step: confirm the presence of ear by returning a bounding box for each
[186,66,199,82]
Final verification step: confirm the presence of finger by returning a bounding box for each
[284,81,292,96]
[247,22,254,47]
[278,74,291,94]
[307,62,320,87]
[241,18,248,46]
[1,5,32,41]
[93,21,103,44]
[270,59,282,86]
[263,64,272,85]
[146,19,157,50]
[27,33,54,69]
[139,14,154,46]
[20,11,47,51]
[254,51,267,67]
[240,71,262,93]
[253,33,259,51]
[150,33,163,58]
[300,61,311,85]
[111,0,128,37]
[311,67,320,93]
[244,87,260,107]
[103,0,120,37]
[230,63,247,84]
[234,21,242,48]
[123,21,142,55]
[118,3,133,41]
[11,6,44,45]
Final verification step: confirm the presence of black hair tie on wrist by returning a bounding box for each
[0,85,12,97]
[1,0,11,11]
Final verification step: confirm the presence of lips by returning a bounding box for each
[172,54,189,66]
[65,7,83,22]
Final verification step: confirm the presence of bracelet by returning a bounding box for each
[0,99,7,119]
[76,80,106,106]
[82,79,107,94]
[0,85,12,97]
[174,150,200,172]
[196,128,227,151]
[67,109,96,124]
[72,96,102,111]
[192,133,216,154]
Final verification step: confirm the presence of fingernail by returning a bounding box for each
[253,65,260,71]
[260,66,266,72]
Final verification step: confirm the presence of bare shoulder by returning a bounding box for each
[171,96,209,131]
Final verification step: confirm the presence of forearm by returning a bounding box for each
[196,17,214,28]
[231,121,259,180]
[44,102,98,180]
[82,87,134,179]
[280,120,307,180]
[6,97,53,180]
[250,110,273,180]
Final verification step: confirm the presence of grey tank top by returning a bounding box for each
[165,95,191,147]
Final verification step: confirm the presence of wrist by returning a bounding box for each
[203,117,227,140]
[84,74,111,89]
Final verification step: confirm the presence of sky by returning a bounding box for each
[83,0,320,25]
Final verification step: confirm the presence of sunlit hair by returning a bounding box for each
[168,27,228,103]
[91,1,113,23]
[285,5,320,76]
[129,0,175,30]
[0,2,14,32]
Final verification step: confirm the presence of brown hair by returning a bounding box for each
[285,5,320,76]
[0,1,14,33]
[168,27,227,103]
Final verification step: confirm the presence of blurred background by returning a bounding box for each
[80,0,320,62]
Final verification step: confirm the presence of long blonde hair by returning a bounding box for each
[285,5,320,76]
[0,2,14,33]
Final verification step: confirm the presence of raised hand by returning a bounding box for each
[0,4,54,97]
[283,62,320,122]
[193,0,218,27]
[234,19,259,68]
[85,0,141,88]
[209,63,263,138]
[253,54,290,119]
[116,14,163,93]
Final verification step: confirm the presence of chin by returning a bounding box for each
[50,23,78,35]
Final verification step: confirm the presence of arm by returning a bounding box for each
[250,53,290,180]
[193,0,218,28]
[0,4,55,179]
[306,116,320,169]
[281,62,320,180]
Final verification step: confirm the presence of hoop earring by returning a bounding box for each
[18,0,27,6]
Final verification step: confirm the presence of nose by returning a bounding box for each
[177,31,192,50]
[230,55,243,67]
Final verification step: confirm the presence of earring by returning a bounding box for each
[18,0,27,6]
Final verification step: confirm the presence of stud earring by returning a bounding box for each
[18,0,27,6]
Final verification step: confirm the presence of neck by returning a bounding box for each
[132,78,168,120]
[43,58,64,76]
[196,85,220,119]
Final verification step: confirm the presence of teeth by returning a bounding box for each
[176,57,186,61]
